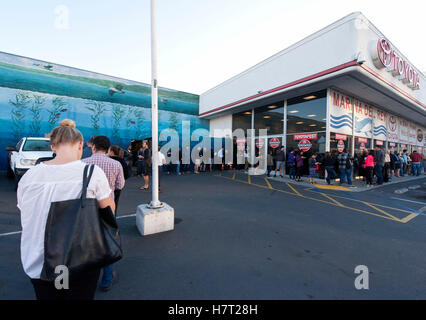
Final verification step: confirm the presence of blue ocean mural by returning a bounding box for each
[0,52,209,170]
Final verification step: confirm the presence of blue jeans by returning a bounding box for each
[288,165,296,179]
[101,264,114,288]
[375,165,384,185]
[339,168,352,185]
[325,166,337,184]
[412,163,421,176]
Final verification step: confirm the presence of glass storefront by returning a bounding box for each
[355,137,372,154]
[254,102,284,136]
[232,110,252,132]
[330,133,352,154]
[287,90,327,134]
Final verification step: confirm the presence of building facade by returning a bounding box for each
[199,12,426,167]
[0,52,209,170]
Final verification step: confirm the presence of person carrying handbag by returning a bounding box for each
[17,119,119,300]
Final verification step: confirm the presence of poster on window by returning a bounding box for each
[417,126,424,147]
[329,90,353,135]
[408,122,417,145]
[373,107,387,141]
[353,97,373,138]
[398,118,409,143]
[386,114,399,143]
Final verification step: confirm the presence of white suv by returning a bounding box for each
[6,137,53,188]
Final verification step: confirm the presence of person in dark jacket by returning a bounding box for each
[374,146,385,185]
[323,151,337,185]
[274,146,285,178]
[287,149,296,180]
[108,145,129,214]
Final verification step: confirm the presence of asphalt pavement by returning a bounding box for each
[1,170,426,299]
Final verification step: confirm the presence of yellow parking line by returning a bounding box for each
[362,202,399,221]
[248,175,251,184]
[232,172,236,180]
[399,213,419,224]
[215,174,401,223]
[264,178,273,189]
[286,183,302,197]
[320,193,344,207]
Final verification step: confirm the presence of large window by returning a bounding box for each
[287,90,327,134]
[232,110,252,132]
[254,102,284,136]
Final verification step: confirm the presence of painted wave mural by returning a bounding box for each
[0,52,209,170]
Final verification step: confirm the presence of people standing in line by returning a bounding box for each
[244,148,249,170]
[295,151,305,182]
[384,150,391,182]
[401,149,408,176]
[308,153,318,184]
[108,145,129,214]
[364,150,375,186]
[422,153,426,175]
[82,135,125,292]
[166,149,172,175]
[410,150,423,176]
[266,150,274,177]
[274,146,285,178]
[123,145,133,177]
[17,120,114,300]
[323,151,337,185]
[392,150,401,177]
[287,149,296,180]
[374,146,385,186]
[182,145,191,174]
[359,150,368,181]
[82,135,96,159]
[201,147,208,172]
[138,141,151,190]
[337,148,353,186]
[218,147,225,171]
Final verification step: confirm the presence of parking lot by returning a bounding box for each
[1,171,426,299]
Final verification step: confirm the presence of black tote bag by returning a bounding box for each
[40,164,123,282]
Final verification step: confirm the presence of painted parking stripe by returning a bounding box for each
[390,198,426,206]
[362,202,399,221]
[320,192,344,207]
[373,195,425,216]
[264,178,273,189]
[286,183,303,196]
[0,213,137,238]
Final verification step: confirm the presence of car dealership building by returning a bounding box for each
[199,12,426,160]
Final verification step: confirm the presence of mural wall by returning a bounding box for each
[0,52,209,170]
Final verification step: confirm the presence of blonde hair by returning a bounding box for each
[50,119,83,147]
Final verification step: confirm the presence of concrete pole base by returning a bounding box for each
[136,202,174,236]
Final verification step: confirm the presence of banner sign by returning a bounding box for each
[408,122,416,145]
[399,118,409,143]
[329,90,353,135]
[353,97,373,138]
[387,114,399,143]
[293,133,318,141]
[358,137,368,143]
[373,107,387,141]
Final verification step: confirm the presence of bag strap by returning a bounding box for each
[81,164,95,207]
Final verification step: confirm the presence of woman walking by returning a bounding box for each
[323,151,337,185]
[17,119,114,300]
[295,151,305,182]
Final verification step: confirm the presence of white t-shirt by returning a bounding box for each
[17,160,111,279]
[153,151,166,166]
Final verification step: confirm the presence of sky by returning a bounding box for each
[0,0,425,95]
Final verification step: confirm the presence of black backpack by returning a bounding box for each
[345,156,352,169]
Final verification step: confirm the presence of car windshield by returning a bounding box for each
[22,140,51,152]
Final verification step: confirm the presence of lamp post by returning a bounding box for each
[149,0,162,209]
[136,0,174,236]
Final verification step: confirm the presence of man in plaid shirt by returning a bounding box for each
[82,135,125,292]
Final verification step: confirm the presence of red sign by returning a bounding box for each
[269,137,280,149]
[255,139,264,149]
[236,138,247,144]
[375,140,383,146]
[374,38,420,90]
[337,140,345,152]
[298,139,312,152]
[293,133,318,141]
[360,143,366,150]
[358,137,368,143]
[389,142,396,147]
[335,134,347,141]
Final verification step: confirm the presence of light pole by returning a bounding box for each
[136,0,174,236]
[149,0,162,209]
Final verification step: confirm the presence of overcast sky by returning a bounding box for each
[0,0,425,94]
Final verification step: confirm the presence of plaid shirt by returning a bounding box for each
[82,153,125,199]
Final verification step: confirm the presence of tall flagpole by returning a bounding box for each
[150,0,162,208]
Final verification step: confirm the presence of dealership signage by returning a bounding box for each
[269,137,280,148]
[293,133,318,140]
[372,38,421,90]
[298,139,312,152]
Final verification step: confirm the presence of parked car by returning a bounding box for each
[6,137,53,189]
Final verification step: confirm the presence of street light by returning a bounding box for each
[136,0,174,236]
